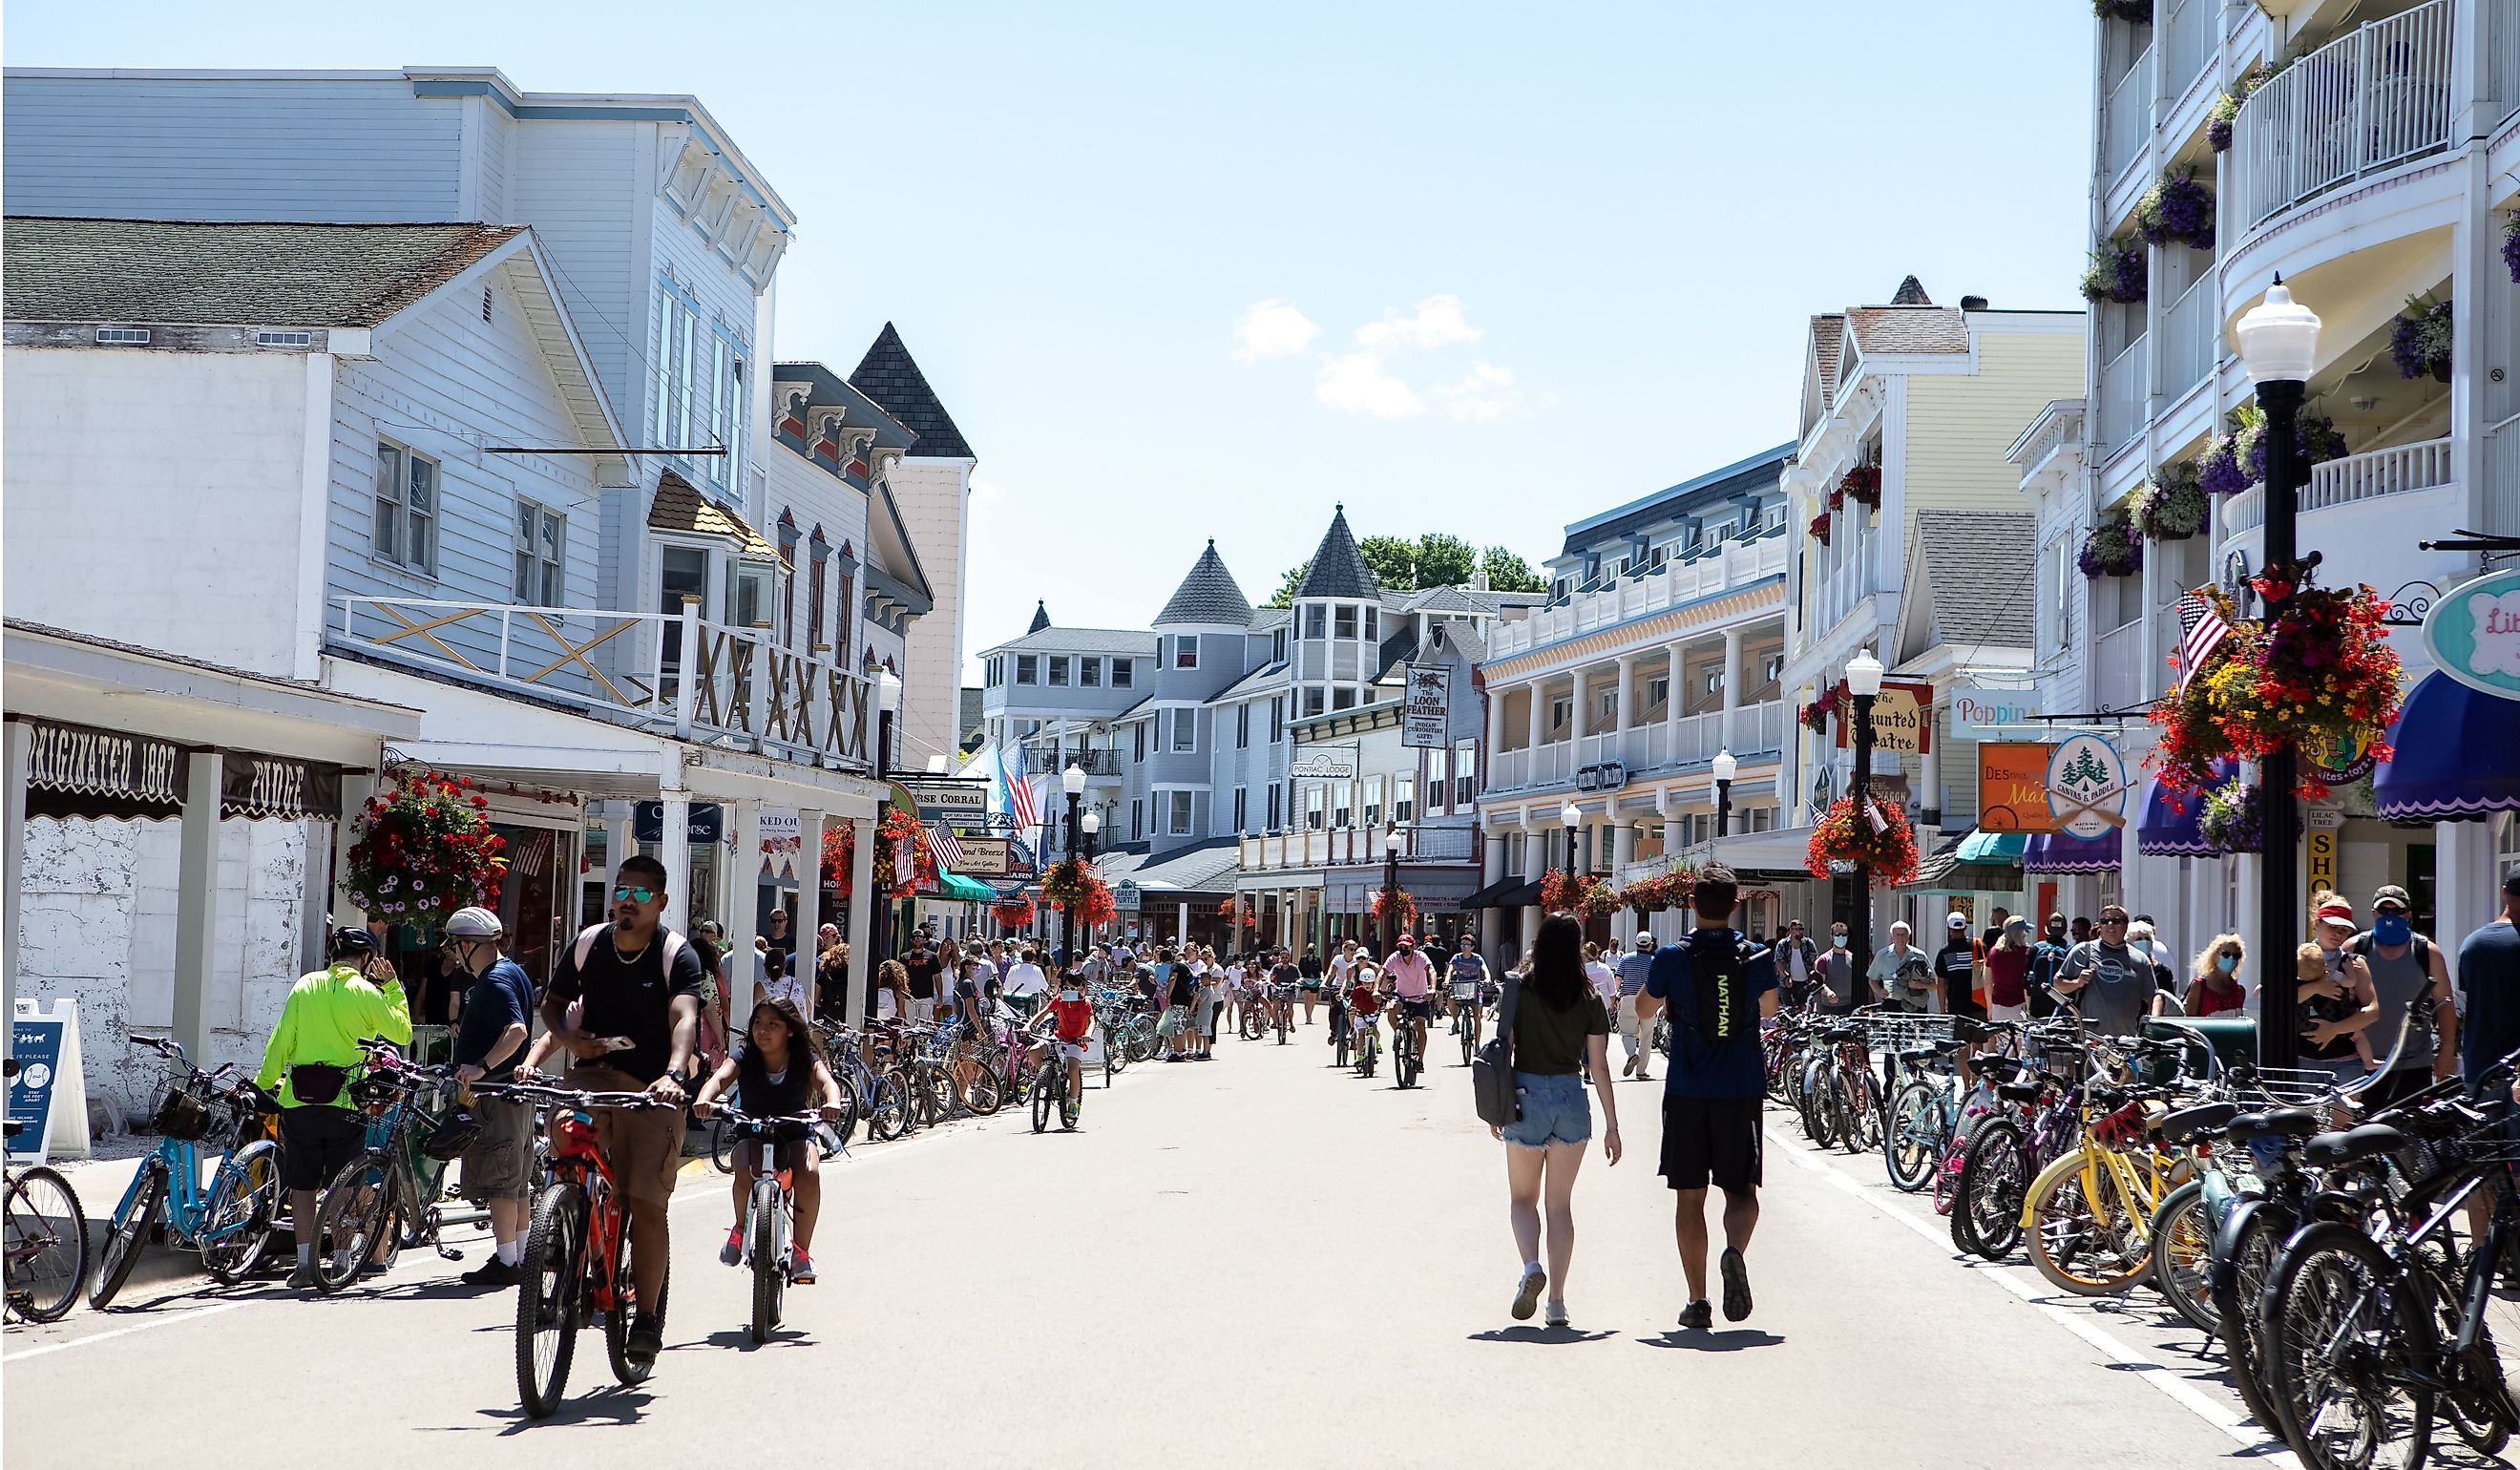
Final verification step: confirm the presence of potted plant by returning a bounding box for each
[2207,61,2271,153]
[2080,243,2147,304]
[2092,0,2151,21]
[1804,796,1921,887]
[1808,510,1832,547]
[1369,886,1417,934]
[990,895,1037,931]
[343,770,508,936]
[821,807,936,898]
[2129,463,2208,540]
[2134,168,2215,250]
[1838,464,1883,511]
[2149,573,2404,799]
[2201,404,2349,494]
[2504,213,2519,285]
[2389,293,2453,382]
[2194,779,2262,855]
[2078,512,2143,578]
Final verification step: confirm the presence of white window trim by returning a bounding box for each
[514,498,566,607]
[372,439,441,578]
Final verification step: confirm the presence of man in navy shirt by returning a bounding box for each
[2460,865,2520,1087]
[1638,866,1778,1331]
[444,906,536,1287]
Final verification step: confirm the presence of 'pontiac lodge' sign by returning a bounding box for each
[24,720,186,807]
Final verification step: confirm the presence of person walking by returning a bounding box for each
[256,926,413,1289]
[1614,933,1657,1082]
[1636,866,1776,1330]
[2182,934,2248,1018]
[2346,884,2455,1102]
[1984,916,2035,1023]
[1818,924,1865,1009]
[2457,865,2520,1086]
[2027,914,2073,1018]
[442,907,535,1289]
[1773,919,1819,1007]
[1493,913,1622,1329]
[2300,893,2382,1087]
[1869,921,1933,1014]
[1933,914,1981,1020]
[2053,905,2170,1036]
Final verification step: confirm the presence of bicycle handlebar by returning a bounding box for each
[469,1082,680,1111]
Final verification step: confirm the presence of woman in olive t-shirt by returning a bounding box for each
[1492,914,1623,1330]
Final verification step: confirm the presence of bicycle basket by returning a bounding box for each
[419,1108,483,1162]
[347,1070,400,1109]
[151,1083,217,1141]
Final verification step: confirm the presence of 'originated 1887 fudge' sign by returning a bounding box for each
[22,719,186,808]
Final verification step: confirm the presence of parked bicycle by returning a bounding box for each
[312,1040,485,1292]
[91,1036,283,1309]
[3,1059,88,1323]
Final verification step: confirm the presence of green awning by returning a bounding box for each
[930,873,998,902]
[1956,830,2028,863]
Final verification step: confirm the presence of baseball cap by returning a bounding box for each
[1946,913,1969,930]
[2005,915,2032,934]
[2506,863,2520,897]
[1635,932,1655,947]
[444,906,504,939]
[2371,884,2412,913]
[1395,934,1415,948]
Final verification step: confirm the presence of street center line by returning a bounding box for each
[1764,1128,2296,1463]
[2,1297,258,1363]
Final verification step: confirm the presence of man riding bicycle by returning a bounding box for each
[256,925,413,1289]
[1380,934,1436,1063]
[539,855,708,1370]
[1446,934,1489,1039]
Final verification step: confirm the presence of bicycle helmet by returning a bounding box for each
[420,1107,484,1161]
[444,906,504,939]
[331,926,379,959]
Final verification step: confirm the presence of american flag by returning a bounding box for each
[927,823,965,871]
[2174,589,2231,697]
[1863,798,1889,835]
[998,742,1040,835]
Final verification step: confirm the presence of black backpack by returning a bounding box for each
[1689,934,1752,1044]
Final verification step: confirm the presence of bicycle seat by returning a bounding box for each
[1932,1040,1967,1056]
[2304,1124,2406,1167]
[1898,1047,1938,1065]
[2228,1108,2324,1142]
[2156,1101,2240,1145]
[1997,1082,2045,1104]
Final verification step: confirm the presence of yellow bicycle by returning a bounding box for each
[2020,1086,2196,1296]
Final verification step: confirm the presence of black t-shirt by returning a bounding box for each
[1511,985,1610,1076]
[1270,962,1300,986]
[731,1037,814,1116]
[1299,955,1323,980]
[452,957,535,1081]
[1165,966,1198,1009]
[904,953,943,1000]
[546,924,710,1084]
[1936,941,1982,1014]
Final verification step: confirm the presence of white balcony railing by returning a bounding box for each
[2097,334,2149,453]
[1486,533,1787,661]
[2235,0,2456,230]
[2162,0,2216,102]
[331,595,875,769]
[2159,276,2216,399]
[2103,48,2153,183]
[1239,823,1480,872]
[2304,434,2454,513]
[2094,618,2150,712]
[2495,0,2520,127]
[2225,484,2264,535]
[1480,701,1786,798]
[2489,417,2520,538]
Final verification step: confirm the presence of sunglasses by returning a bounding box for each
[2100,916,2129,926]
[612,885,659,904]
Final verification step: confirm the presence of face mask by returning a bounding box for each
[1060,989,1080,1002]
[2216,953,2239,975]
[2373,915,2411,946]
[1831,934,1848,949]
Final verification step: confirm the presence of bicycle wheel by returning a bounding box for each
[200,1139,282,1286]
[1127,1017,1158,1063]
[1460,1019,1477,1068]
[963,1065,1004,1117]
[5,1166,90,1322]
[2409,1227,2516,1455]
[2150,1180,2219,1336]
[869,1074,910,1142]
[1240,1008,1265,1042]
[604,1202,666,1387]
[2261,1222,2431,1470]
[1060,1073,1082,1130]
[313,1151,393,1293]
[515,1183,580,1419]
[748,1183,783,1345]
[2026,1161,2150,1296]
[2215,1206,2291,1436]
[1030,1065,1054,1134]
[1882,1082,1946,1193]
[90,1159,168,1311]
[710,1119,735,1174]
[920,1066,956,1128]
[1953,1120,2025,1260]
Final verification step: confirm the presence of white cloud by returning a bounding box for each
[1431,360,1522,422]
[1314,351,1424,418]
[1231,298,1319,362]
[1354,293,1481,352]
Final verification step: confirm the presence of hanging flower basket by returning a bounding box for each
[821,808,935,899]
[2079,512,2143,578]
[1369,886,1418,933]
[1621,867,1696,914]
[2134,168,2215,250]
[2092,0,2151,21]
[1042,857,1096,912]
[991,896,1037,930]
[2195,779,2262,855]
[2208,61,2271,152]
[2201,405,2348,495]
[2129,463,2208,541]
[1808,511,1832,546]
[2389,294,2453,382]
[1540,870,1621,919]
[1797,678,1848,735]
[2081,244,2146,304]
[2150,576,2404,800]
[2504,213,2520,284]
[1804,796,1920,887]
[343,771,508,936]
[1838,465,1882,511]
[1216,898,1240,917]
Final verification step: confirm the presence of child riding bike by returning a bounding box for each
[1041,975,1096,1110]
[1347,966,1385,1068]
[690,998,845,1284]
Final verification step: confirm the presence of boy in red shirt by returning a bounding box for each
[1042,972,1098,1118]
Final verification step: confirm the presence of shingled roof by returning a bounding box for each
[3,218,524,326]
[1912,510,2036,647]
[1028,600,1052,634]
[649,471,786,566]
[1293,505,1381,600]
[850,323,973,460]
[1153,540,1254,627]
[1811,314,1845,405]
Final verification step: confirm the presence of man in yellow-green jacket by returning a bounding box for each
[256,926,412,1288]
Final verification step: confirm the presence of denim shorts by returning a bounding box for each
[1501,1071,1592,1148]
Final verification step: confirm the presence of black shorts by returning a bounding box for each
[281,1104,369,1190]
[1660,1094,1764,1193]
[1397,998,1432,1021]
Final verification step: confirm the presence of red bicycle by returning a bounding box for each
[474,1082,677,1419]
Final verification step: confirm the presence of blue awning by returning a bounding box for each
[2136,760,2234,856]
[2374,670,2520,821]
[2025,827,2122,873]
[1956,830,2027,863]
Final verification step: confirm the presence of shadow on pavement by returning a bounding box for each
[1466,1326,1617,1345]
[1638,1329,1783,1352]
[683,1327,822,1352]
[472,1387,655,1433]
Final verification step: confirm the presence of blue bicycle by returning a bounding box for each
[90,1036,284,1309]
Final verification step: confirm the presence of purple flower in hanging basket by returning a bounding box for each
[2140,170,2215,249]
[2505,216,2520,284]
[2197,780,2261,855]
[2389,295,2453,380]
[2207,114,2232,152]
[2200,437,2250,495]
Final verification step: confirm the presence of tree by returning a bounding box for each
[1265,530,1545,606]
[1480,545,1546,594]
[1267,560,1310,608]
[1356,536,1418,589]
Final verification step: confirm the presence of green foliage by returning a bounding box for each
[1480,545,1545,593]
[1266,560,1309,609]
[1265,532,1544,606]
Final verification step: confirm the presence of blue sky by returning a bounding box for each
[10,2,2094,677]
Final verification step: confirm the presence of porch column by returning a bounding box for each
[724,799,762,999]
[1666,642,1687,753]
[1486,686,1507,763]
[171,750,224,1062]
[1569,667,1590,750]
[1615,655,1637,733]
[1612,818,1638,879]
[3,721,28,1054]
[657,788,693,945]
[1520,816,1546,957]
[2437,823,2497,994]
[1523,680,1544,756]
[604,802,635,875]
[793,808,825,1013]
[1721,626,1744,749]
[314,774,372,974]
[844,815,875,1021]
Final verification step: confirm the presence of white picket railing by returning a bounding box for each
[2162,0,2216,102]
[2159,275,2216,400]
[2235,0,2456,230]
[2103,48,2153,183]
[2304,434,2454,512]
[2097,334,2149,454]
[2094,618,2151,712]
[1478,701,1786,800]
[2492,0,2520,128]
[2488,417,2520,538]
[1487,533,1787,660]
[331,594,875,769]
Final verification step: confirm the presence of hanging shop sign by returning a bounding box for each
[952,837,1015,879]
[1113,878,1144,913]
[2421,568,2520,703]
[632,801,725,844]
[1573,762,1628,793]
[1834,681,1935,755]
[2309,728,2381,787]
[1944,681,2041,742]
[1401,664,1453,749]
[1977,742,2060,832]
[21,718,186,808]
[220,753,340,821]
[903,779,990,821]
[2306,829,2338,887]
[1290,746,1360,781]
[2046,735,2131,840]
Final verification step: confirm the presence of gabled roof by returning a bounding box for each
[1293,505,1380,600]
[650,471,785,565]
[1810,313,1845,405]
[984,626,1157,658]
[1898,510,2036,659]
[850,323,973,460]
[1846,277,1970,356]
[1154,540,1255,627]
[2,218,526,327]
[1889,275,1933,306]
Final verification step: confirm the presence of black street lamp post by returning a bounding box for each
[1059,765,1086,974]
[2235,278,2322,1071]
[1381,828,1405,957]
[873,669,900,964]
[1712,748,1738,839]
[1844,651,1884,1013]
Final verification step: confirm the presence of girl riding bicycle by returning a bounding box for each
[691,998,845,1285]
[1348,963,1385,1060]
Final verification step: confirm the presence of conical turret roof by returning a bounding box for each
[1027,599,1050,634]
[1154,540,1253,626]
[1293,505,1380,600]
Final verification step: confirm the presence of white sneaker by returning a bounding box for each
[1544,1299,1569,1329]
[1510,1266,1546,1322]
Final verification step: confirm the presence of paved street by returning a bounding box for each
[5,1025,2319,1468]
